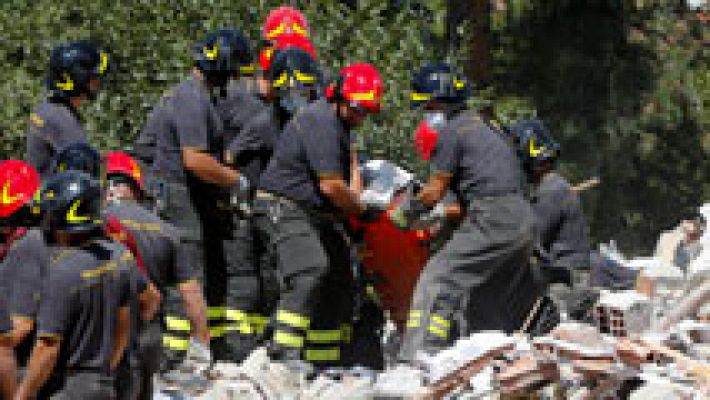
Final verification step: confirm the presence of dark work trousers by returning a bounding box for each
[50,372,116,400]
[253,197,354,366]
[215,213,269,362]
[399,194,541,361]
[136,319,162,400]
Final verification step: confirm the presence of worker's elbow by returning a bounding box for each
[319,178,344,198]
[181,148,201,171]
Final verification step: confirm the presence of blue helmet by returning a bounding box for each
[194,28,254,82]
[410,62,471,108]
[510,119,560,170]
[47,41,108,98]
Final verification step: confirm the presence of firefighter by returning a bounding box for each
[26,41,108,177]
[397,63,541,360]
[251,63,383,370]
[150,28,253,365]
[0,160,43,399]
[0,160,46,374]
[511,119,591,325]
[0,294,15,399]
[15,171,160,400]
[103,151,210,397]
[220,46,325,362]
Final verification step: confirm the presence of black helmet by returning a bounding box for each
[410,62,470,108]
[269,47,321,114]
[510,119,560,172]
[38,170,102,234]
[52,142,101,178]
[47,41,108,98]
[194,28,254,84]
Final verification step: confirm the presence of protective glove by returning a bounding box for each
[388,196,429,230]
[230,174,252,215]
[358,191,385,223]
[409,202,446,230]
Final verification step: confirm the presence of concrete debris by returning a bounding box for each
[153,204,710,399]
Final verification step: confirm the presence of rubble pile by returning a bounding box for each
[154,202,710,399]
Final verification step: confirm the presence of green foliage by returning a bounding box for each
[489,1,708,252]
[0,0,447,175]
[0,0,706,253]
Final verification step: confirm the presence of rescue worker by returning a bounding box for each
[15,171,160,400]
[150,29,253,365]
[0,293,16,399]
[0,160,42,399]
[397,63,541,360]
[26,41,108,177]
[512,120,590,275]
[221,46,324,361]
[103,151,210,398]
[0,161,47,381]
[251,63,383,369]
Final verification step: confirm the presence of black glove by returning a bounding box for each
[230,175,252,214]
[388,195,429,230]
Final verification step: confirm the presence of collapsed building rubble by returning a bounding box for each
[153,161,709,399]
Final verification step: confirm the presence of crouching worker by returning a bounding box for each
[103,151,210,397]
[398,63,542,360]
[15,171,160,400]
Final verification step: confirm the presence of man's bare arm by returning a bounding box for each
[178,280,210,344]
[182,148,239,188]
[418,174,451,207]
[8,318,33,348]
[138,283,161,322]
[349,148,363,195]
[0,334,17,400]
[319,177,363,215]
[15,337,60,400]
[110,306,131,371]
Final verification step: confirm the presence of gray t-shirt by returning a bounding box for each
[105,200,195,290]
[430,110,522,203]
[37,239,147,373]
[26,99,88,177]
[0,229,48,321]
[258,99,352,210]
[0,294,11,336]
[152,76,224,188]
[530,172,590,269]
[227,104,282,184]
[216,80,269,165]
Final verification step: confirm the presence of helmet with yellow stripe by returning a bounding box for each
[0,160,40,227]
[410,62,470,109]
[269,47,321,114]
[47,41,109,99]
[509,119,560,174]
[38,170,102,235]
[262,6,310,43]
[326,63,384,114]
[194,28,255,85]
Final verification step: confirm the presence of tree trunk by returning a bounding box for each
[447,0,492,85]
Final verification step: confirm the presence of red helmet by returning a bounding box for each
[326,63,383,113]
[262,6,310,41]
[414,120,439,160]
[0,160,40,219]
[105,151,145,192]
[259,33,317,73]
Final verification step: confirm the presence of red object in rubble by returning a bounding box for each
[352,193,433,331]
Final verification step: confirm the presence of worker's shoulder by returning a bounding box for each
[106,201,169,233]
[28,100,75,131]
[288,98,338,134]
